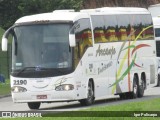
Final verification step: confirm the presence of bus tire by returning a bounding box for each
[27,102,41,109]
[138,76,145,98]
[130,75,138,99]
[79,81,94,106]
[119,93,126,99]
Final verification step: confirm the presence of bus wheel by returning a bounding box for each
[27,102,41,109]
[130,75,138,99]
[138,77,145,98]
[79,81,94,106]
[119,93,126,99]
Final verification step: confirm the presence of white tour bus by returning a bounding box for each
[2,7,157,109]
[148,4,160,17]
[148,4,160,86]
[153,17,160,86]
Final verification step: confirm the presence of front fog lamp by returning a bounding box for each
[55,84,74,91]
[11,86,27,93]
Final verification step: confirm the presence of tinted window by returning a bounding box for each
[91,14,154,43]
[155,28,160,37]
[91,15,107,43]
[156,41,160,57]
[129,15,154,40]
[104,15,118,41]
[117,15,130,41]
[74,18,92,68]
[141,15,154,40]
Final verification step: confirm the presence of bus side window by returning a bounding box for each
[139,15,154,40]
[128,15,154,41]
[155,28,160,37]
[74,18,93,68]
[91,15,108,43]
[129,15,142,40]
[117,15,130,41]
[104,15,118,42]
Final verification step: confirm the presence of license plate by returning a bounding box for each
[37,95,47,99]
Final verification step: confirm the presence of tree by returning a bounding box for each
[0,0,83,30]
[82,0,160,9]
[0,0,21,30]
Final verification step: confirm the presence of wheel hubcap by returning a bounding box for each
[88,83,93,100]
[133,84,137,94]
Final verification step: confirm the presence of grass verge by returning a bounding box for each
[43,98,160,117]
[0,79,10,96]
[1,98,159,120]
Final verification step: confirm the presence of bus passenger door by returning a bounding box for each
[94,61,109,98]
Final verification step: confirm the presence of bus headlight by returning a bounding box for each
[55,84,74,91]
[11,86,27,93]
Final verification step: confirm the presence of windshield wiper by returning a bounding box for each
[16,67,47,76]
[16,67,69,76]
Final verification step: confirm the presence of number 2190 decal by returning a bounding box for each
[13,80,27,85]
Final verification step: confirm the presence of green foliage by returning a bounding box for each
[0,0,21,30]
[0,27,4,39]
[0,27,10,79]
[0,0,83,30]
[0,79,10,96]
[0,0,83,78]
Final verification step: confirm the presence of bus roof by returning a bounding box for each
[15,11,89,24]
[81,7,150,14]
[15,7,150,24]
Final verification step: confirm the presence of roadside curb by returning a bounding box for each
[0,94,11,99]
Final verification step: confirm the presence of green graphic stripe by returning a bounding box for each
[112,25,153,93]
[117,41,126,60]
[122,45,135,51]
[109,54,136,88]
[131,25,153,45]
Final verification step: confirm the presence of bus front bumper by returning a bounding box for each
[11,90,77,103]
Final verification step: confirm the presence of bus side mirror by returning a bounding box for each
[1,25,14,51]
[2,37,8,51]
[69,34,76,47]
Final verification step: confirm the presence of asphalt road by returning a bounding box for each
[0,86,160,111]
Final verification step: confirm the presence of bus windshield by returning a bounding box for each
[11,23,73,78]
